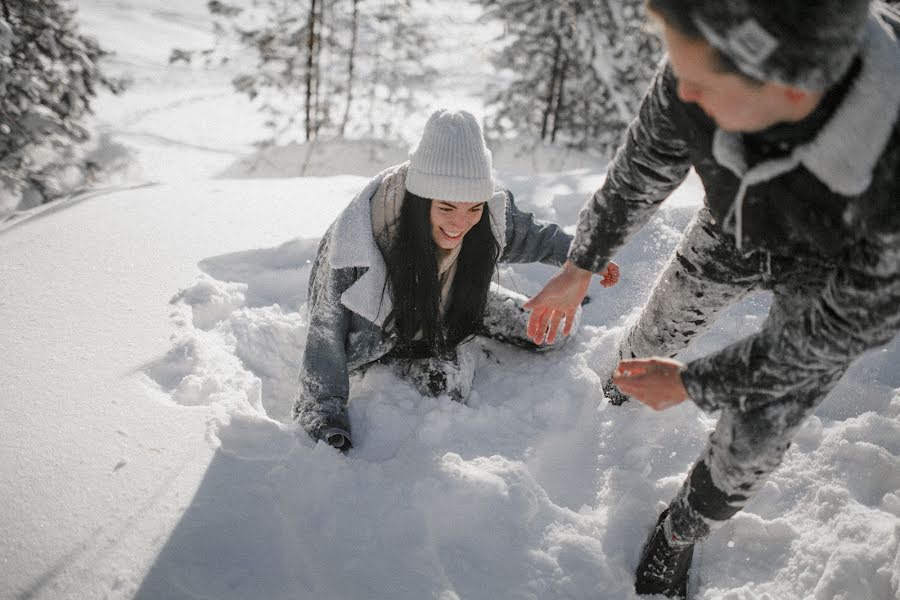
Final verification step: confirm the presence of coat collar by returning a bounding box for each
[711,14,899,249]
[327,163,508,327]
[713,14,899,192]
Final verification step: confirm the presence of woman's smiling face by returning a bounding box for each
[430,200,485,253]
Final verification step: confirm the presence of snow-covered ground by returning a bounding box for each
[1,2,898,599]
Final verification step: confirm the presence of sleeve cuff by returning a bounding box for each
[323,427,353,450]
[680,361,720,414]
[567,248,609,274]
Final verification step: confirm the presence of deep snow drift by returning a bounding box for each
[3,171,898,600]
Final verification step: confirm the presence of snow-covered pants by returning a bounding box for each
[383,284,577,401]
[620,208,846,543]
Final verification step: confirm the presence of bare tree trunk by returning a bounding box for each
[367,35,381,137]
[312,0,324,138]
[339,0,359,138]
[550,57,567,143]
[305,0,319,141]
[541,7,566,142]
[541,32,562,141]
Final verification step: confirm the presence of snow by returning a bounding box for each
[1,1,898,599]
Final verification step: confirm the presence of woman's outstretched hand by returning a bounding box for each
[525,261,599,344]
[597,261,620,288]
[612,358,689,410]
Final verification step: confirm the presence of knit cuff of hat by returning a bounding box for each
[649,0,872,90]
[406,168,494,204]
[686,0,871,90]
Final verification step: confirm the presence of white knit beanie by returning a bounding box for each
[406,109,494,203]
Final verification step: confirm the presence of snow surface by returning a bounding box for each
[1,2,898,599]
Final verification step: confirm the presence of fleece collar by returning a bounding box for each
[328,163,508,327]
[712,14,899,250]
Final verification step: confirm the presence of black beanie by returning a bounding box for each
[651,0,873,90]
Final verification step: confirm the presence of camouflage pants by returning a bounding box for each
[621,208,845,544]
[384,284,577,402]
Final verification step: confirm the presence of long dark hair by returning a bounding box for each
[383,190,501,355]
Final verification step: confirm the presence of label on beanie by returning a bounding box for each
[727,19,779,66]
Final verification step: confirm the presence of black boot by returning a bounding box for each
[603,378,630,405]
[635,509,694,598]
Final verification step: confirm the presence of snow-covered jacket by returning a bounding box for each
[296,164,572,437]
[569,11,900,413]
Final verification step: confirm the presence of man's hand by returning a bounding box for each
[612,358,689,410]
[524,261,594,345]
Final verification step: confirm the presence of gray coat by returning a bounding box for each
[294,165,573,442]
[570,11,900,415]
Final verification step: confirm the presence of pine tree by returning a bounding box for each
[482,2,572,145]
[0,0,123,214]
[566,0,661,151]
[356,0,436,139]
[482,0,660,156]
[176,0,436,143]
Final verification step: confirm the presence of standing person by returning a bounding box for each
[525,1,899,597]
[293,108,618,452]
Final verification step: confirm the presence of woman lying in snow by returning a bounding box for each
[293,109,618,451]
